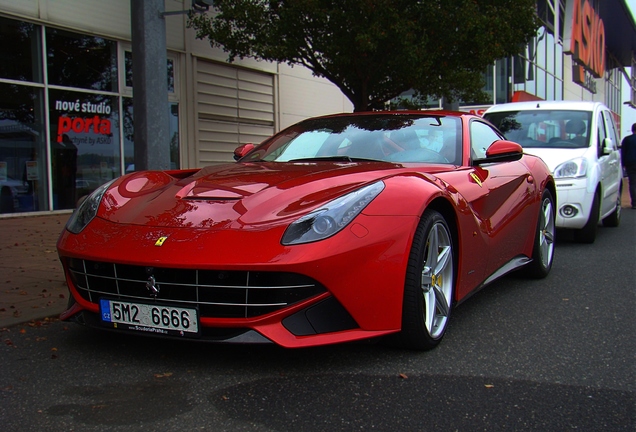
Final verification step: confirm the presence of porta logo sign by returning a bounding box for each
[565,0,605,93]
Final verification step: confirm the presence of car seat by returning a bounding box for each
[565,119,587,145]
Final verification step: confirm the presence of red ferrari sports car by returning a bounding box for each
[57,111,556,350]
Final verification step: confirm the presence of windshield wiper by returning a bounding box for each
[288,156,380,162]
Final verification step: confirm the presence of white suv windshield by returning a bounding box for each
[484,110,592,149]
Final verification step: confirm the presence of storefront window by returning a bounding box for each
[0,83,47,213]
[122,97,180,173]
[0,17,42,84]
[546,32,555,75]
[555,79,563,101]
[513,54,526,85]
[536,69,546,100]
[555,44,563,78]
[48,89,120,209]
[547,74,555,100]
[46,28,118,92]
[535,28,547,71]
[124,50,175,93]
[495,58,510,104]
[525,64,536,95]
[0,16,182,216]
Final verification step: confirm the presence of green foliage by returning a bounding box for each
[189,0,539,112]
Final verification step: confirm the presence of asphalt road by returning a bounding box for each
[1,212,634,431]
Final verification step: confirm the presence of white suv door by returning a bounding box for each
[596,109,621,219]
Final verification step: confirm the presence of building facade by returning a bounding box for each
[462,0,635,124]
[0,0,634,216]
[0,0,352,215]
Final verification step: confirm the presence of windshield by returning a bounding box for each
[484,110,592,149]
[246,114,463,165]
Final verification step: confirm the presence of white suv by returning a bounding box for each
[484,101,623,243]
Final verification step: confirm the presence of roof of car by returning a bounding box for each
[484,100,607,113]
[316,110,475,119]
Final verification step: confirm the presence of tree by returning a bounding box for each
[189,0,539,112]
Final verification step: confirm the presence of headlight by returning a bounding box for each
[66,179,116,234]
[554,157,587,179]
[282,181,385,245]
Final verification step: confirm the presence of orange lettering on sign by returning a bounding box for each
[569,0,605,78]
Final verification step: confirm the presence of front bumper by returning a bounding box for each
[554,178,594,229]
[57,214,415,347]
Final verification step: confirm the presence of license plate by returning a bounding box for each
[100,299,199,336]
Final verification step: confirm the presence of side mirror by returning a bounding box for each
[473,140,523,165]
[602,137,615,155]
[233,143,255,161]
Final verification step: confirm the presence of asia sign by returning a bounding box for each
[564,0,605,94]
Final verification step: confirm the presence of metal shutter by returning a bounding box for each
[196,60,274,165]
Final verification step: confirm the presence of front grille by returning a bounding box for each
[66,258,326,318]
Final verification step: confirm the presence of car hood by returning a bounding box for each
[522,147,590,172]
[98,161,444,229]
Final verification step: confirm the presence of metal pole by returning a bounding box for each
[130,0,170,171]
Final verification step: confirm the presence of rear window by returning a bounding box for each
[484,110,592,149]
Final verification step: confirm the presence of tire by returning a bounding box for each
[574,192,599,243]
[602,187,622,227]
[522,189,555,278]
[395,209,455,350]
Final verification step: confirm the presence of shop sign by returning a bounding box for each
[54,99,112,143]
[564,0,605,94]
[461,105,492,117]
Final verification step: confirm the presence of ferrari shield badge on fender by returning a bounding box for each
[470,172,483,187]
[155,236,168,246]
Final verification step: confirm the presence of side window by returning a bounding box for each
[470,121,502,160]
[597,112,607,156]
[602,110,619,149]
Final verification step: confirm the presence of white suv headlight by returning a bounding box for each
[554,157,587,179]
[282,181,385,245]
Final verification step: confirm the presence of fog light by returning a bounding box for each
[560,205,578,218]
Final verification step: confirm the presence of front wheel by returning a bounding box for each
[574,192,600,243]
[396,209,455,350]
[602,187,622,227]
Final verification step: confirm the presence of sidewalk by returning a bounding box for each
[0,212,71,328]
[0,179,633,329]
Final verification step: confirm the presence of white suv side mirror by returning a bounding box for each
[602,137,615,155]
